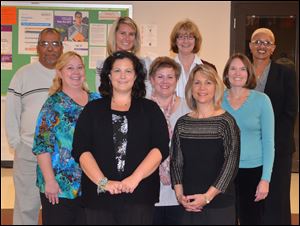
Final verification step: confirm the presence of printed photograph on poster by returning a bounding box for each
[54,11,89,42]
[68,11,89,42]
[54,11,89,55]
[54,11,73,41]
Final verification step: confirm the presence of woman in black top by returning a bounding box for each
[249,28,298,225]
[170,64,240,225]
[72,51,170,225]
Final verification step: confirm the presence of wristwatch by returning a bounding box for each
[97,177,108,195]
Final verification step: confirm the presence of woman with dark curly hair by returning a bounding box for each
[72,51,170,225]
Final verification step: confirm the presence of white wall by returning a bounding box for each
[4,1,231,72]
[84,1,231,73]
[131,1,231,74]
[1,1,231,161]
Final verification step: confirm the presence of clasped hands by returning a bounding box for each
[177,193,208,212]
[103,175,140,195]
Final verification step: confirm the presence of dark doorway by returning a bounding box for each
[230,1,299,172]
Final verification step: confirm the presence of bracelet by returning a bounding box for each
[203,194,211,204]
[97,177,108,195]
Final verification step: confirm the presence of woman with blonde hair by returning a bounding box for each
[170,64,240,225]
[106,16,141,55]
[96,16,151,93]
[32,51,100,224]
[49,51,89,95]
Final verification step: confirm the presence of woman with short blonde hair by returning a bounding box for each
[185,64,224,111]
[49,51,89,95]
[170,59,240,226]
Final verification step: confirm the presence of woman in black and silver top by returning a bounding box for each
[72,51,169,225]
[170,64,240,225]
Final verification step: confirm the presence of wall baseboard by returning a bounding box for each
[1,161,13,168]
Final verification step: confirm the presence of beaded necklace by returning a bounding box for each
[151,92,177,185]
[151,93,176,138]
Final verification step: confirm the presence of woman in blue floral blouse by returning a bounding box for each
[32,51,100,225]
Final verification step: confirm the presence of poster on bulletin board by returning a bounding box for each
[0,2,132,166]
[1,2,132,95]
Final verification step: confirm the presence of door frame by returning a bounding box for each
[230,1,299,172]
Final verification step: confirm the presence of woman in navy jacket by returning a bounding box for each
[249,28,298,225]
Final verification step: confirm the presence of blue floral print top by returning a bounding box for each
[32,91,100,199]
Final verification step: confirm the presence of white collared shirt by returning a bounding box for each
[175,54,203,98]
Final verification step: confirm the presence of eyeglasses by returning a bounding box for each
[38,41,62,48]
[251,40,274,47]
[177,34,195,41]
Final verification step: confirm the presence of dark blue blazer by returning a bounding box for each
[264,61,298,156]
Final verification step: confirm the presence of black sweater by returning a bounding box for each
[72,97,169,209]
[170,112,240,208]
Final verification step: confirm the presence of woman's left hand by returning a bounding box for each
[184,194,206,212]
[254,179,269,202]
[121,175,140,193]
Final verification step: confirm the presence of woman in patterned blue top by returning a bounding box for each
[32,51,100,225]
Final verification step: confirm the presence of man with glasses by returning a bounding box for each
[5,28,63,225]
[249,28,298,225]
[68,11,88,42]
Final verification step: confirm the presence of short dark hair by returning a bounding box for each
[75,11,82,17]
[99,51,146,98]
[38,28,61,42]
[223,53,256,89]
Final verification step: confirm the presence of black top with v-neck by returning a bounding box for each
[72,97,169,209]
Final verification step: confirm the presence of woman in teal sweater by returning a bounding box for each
[222,53,274,225]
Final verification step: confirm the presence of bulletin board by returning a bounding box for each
[1,2,132,95]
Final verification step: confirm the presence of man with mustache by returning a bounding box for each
[5,28,63,225]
